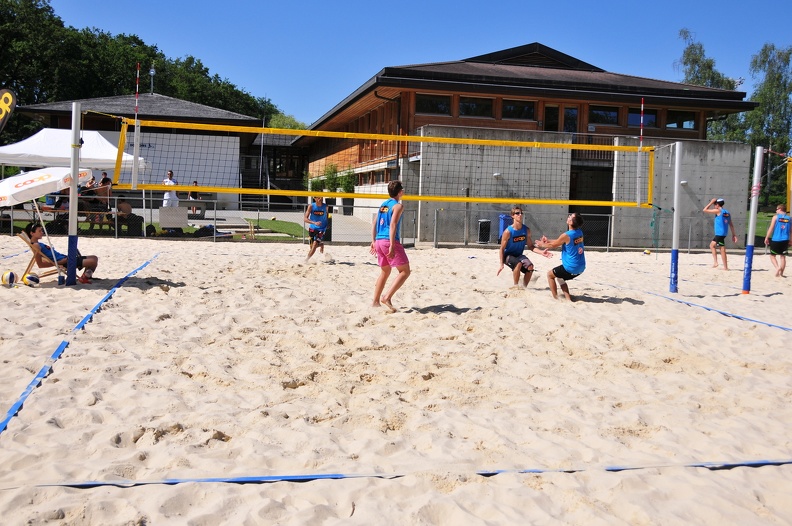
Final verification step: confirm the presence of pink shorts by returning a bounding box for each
[374,239,409,267]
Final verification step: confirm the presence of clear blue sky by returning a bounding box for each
[52,0,790,126]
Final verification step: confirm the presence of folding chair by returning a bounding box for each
[16,231,64,279]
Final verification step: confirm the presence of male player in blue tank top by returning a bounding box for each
[497,205,551,287]
[304,195,328,261]
[370,180,410,312]
[764,203,790,277]
[703,197,739,270]
[536,212,586,301]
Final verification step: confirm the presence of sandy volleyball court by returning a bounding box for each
[1,236,791,524]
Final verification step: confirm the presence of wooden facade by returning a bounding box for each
[301,43,756,183]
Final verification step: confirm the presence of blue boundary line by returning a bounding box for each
[592,280,792,333]
[0,254,160,435]
[33,457,792,488]
[2,249,29,260]
[642,290,792,332]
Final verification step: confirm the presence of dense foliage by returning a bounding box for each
[0,0,305,147]
[677,28,791,206]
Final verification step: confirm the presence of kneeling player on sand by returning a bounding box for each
[536,212,586,301]
[497,205,551,287]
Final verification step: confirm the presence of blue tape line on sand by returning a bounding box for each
[33,458,792,489]
[2,249,29,260]
[0,254,160,435]
[643,291,792,332]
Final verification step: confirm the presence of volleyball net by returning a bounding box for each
[108,118,655,209]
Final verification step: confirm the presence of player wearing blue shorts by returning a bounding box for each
[370,180,410,312]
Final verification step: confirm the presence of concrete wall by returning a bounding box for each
[613,138,751,249]
[407,126,752,248]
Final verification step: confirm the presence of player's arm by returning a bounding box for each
[303,206,312,225]
[526,229,552,258]
[537,232,570,250]
[702,199,718,214]
[497,229,511,275]
[389,203,404,245]
[765,216,777,245]
[729,219,738,243]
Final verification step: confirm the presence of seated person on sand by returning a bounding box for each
[25,223,99,284]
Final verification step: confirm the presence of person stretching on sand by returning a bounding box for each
[703,197,738,270]
[535,212,586,301]
[497,205,551,287]
[370,180,410,312]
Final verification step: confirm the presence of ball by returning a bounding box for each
[2,270,18,287]
[643,249,651,255]
[22,273,40,286]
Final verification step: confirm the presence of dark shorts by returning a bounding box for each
[712,235,726,246]
[769,240,789,256]
[551,265,580,281]
[505,254,533,273]
[309,229,325,244]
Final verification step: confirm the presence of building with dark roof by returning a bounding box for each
[303,43,756,247]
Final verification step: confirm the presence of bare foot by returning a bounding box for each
[380,297,397,313]
[712,264,719,268]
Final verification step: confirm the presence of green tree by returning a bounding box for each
[676,28,745,141]
[0,0,66,143]
[268,113,307,129]
[744,43,792,205]
[0,0,281,145]
[322,163,339,191]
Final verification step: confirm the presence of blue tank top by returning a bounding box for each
[772,213,790,241]
[504,224,528,256]
[561,228,585,274]
[39,244,65,262]
[375,198,400,241]
[714,208,731,236]
[308,202,328,231]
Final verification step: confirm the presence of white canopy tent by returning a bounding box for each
[0,128,144,171]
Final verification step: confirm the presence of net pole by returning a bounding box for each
[636,97,644,206]
[742,146,764,294]
[133,63,147,236]
[132,63,141,190]
[67,101,81,286]
[670,141,682,293]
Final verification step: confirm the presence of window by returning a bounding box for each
[459,97,493,118]
[502,99,536,120]
[416,94,451,115]
[589,105,620,126]
[628,108,658,127]
[666,110,697,130]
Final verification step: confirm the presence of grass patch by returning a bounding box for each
[251,218,307,237]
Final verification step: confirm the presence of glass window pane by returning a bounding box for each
[416,94,451,115]
[628,108,658,127]
[459,97,493,118]
[502,99,535,120]
[589,105,619,125]
[666,110,697,129]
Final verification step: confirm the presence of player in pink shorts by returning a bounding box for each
[370,180,411,312]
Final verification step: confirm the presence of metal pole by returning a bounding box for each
[670,142,682,293]
[66,102,81,286]
[742,146,764,294]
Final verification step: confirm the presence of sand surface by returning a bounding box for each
[1,235,791,525]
